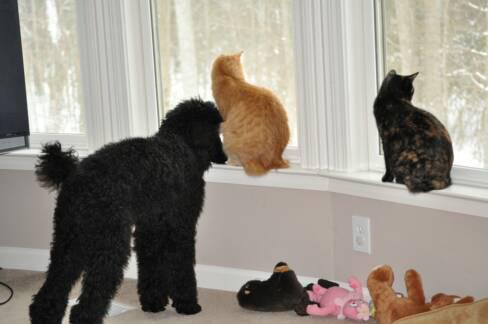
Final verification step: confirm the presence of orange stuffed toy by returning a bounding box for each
[367,265,474,324]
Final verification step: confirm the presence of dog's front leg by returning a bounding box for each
[166,228,201,315]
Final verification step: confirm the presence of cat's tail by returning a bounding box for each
[242,160,268,176]
[404,176,451,193]
[270,158,289,170]
[242,158,289,176]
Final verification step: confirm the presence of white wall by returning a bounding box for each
[1,170,487,299]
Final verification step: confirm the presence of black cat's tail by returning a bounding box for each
[405,176,451,193]
[35,141,79,190]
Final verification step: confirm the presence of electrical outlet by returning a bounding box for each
[352,216,371,254]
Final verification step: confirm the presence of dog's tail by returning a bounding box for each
[35,141,79,190]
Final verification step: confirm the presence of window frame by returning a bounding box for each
[75,0,159,152]
[293,0,377,172]
[29,134,88,152]
[149,0,300,161]
[18,0,88,150]
[18,0,159,153]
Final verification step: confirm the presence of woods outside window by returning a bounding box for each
[377,0,488,170]
[18,0,86,148]
[151,0,298,146]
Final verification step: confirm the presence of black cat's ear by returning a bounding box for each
[407,72,419,82]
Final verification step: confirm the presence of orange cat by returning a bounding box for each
[211,52,290,176]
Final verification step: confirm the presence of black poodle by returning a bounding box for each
[29,99,227,324]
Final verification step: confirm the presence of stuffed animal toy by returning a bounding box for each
[429,293,474,310]
[305,276,370,321]
[237,262,304,312]
[367,265,474,324]
[295,279,339,316]
[237,262,350,315]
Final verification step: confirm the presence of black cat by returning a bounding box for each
[374,70,454,193]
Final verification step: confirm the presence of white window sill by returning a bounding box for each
[1,149,487,219]
[0,148,90,171]
[205,164,488,219]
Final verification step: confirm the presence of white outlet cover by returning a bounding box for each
[352,215,371,254]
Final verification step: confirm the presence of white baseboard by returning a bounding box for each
[0,247,317,291]
[0,246,49,272]
[0,246,370,300]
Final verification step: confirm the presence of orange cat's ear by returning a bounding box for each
[234,51,244,60]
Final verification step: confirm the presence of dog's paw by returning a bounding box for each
[173,302,202,315]
[29,298,64,324]
[69,304,103,324]
[140,293,168,313]
[141,301,166,313]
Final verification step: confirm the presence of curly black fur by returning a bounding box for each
[35,142,79,190]
[29,99,227,324]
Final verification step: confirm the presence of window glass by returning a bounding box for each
[153,0,297,145]
[19,0,84,134]
[381,0,488,169]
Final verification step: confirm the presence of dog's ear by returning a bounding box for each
[162,99,223,133]
[188,122,209,147]
[187,121,227,164]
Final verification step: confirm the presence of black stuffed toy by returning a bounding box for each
[237,262,338,314]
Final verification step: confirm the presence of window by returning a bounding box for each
[152,0,298,145]
[377,0,488,170]
[18,0,85,139]
[0,0,486,216]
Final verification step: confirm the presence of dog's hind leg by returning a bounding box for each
[165,225,202,315]
[134,223,170,313]
[30,210,84,324]
[69,224,131,324]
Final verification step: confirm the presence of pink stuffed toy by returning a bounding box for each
[306,276,370,321]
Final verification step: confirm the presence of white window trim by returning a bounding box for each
[205,164,488,219]
[2,149,487,219]
[293,0,377,172]
[121,0,160,137]
[76,0,159,151]
[29,134,88,152]
[1,0,487,218]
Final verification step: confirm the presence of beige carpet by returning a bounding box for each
[0,269,377,324]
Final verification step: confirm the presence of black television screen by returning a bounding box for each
[0,0,29,152]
